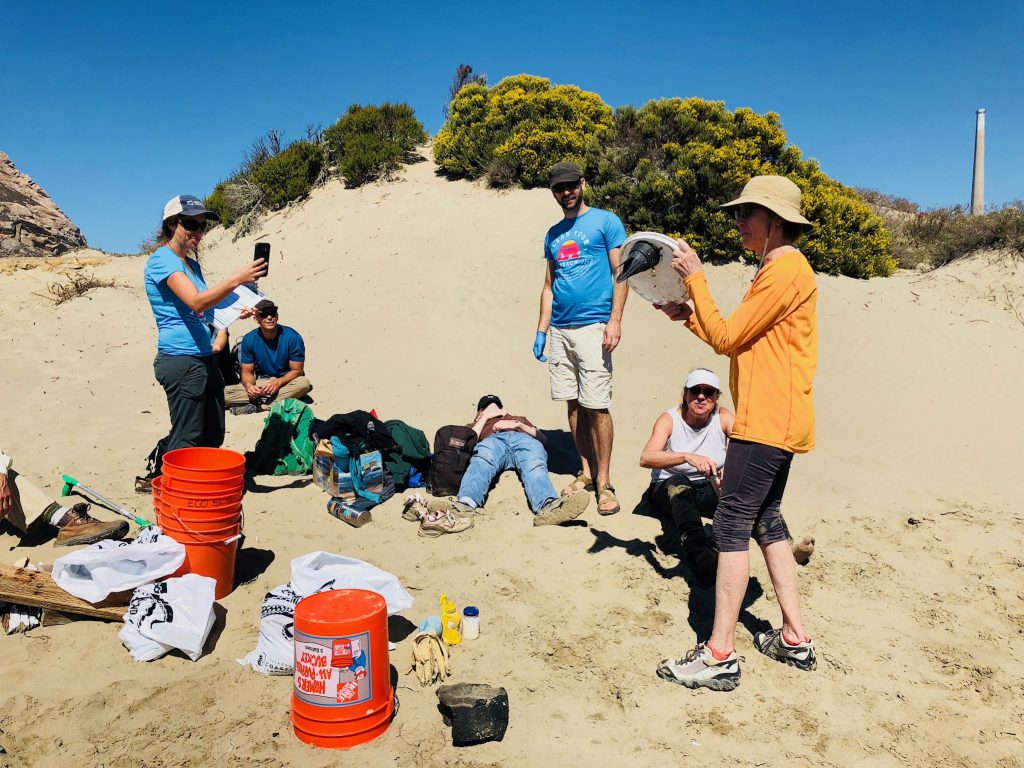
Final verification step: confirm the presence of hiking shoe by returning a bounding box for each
[230,403,264,415]
[657,643,742,691]
[753,629,817,671]
[418,509,474,538]
[402,494,430,522]
[134,475,154,494]
[427,497,479,518]
[54,504,129,547]
[533,490,590,526]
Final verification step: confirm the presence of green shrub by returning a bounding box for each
[323,103,426,186]
[204,183,232,227]
[586,98,896,278]
[434,74,613,188]
[251,140,325,209]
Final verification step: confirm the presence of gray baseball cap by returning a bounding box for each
[163,194,220,223]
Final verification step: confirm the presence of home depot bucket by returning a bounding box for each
[160,447,246,483]
[291,589,394,749]
[160,473,245,499]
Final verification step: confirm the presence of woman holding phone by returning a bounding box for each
[655,176,819,691]
[137,195,266,491]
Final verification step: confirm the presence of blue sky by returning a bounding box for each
[3,0,1021,253]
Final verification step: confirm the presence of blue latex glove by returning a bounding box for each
[533,331,548,362]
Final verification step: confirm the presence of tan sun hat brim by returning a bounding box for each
[720,175,812,228]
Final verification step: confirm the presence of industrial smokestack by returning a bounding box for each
[971,108,985,215]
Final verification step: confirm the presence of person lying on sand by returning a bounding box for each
[640,368,815,588]
[432,395,591,528]
[0,447,127,546]
[224,299,311,415]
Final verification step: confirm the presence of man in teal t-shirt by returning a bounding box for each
[534,161,628,516]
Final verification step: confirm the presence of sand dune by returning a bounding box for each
[1,157,1021,767]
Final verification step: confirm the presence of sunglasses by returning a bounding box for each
[178,217,209,232]
[687,386,719,398]
[552,181,581,194]
[731,204,762,221]
[257,310,278,318]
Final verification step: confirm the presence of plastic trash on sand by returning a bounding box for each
[119,574,217,662]
[238,551,413,675]
[52,526,186,603]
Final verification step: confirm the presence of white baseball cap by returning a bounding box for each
[685,368,721,391]
[162,194,219,223]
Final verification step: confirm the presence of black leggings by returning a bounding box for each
[713,439,794,553]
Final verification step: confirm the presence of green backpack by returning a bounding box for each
[246,399,315,476]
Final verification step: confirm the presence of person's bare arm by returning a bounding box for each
[240,363,260,399]
[165,258,267,314]
[640,412,719,477]
[0,472,11,518]
[604,246,628,351]
[260,360,305,397]
[211,329,229,354]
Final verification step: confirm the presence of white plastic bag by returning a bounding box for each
[290,551,414,614]
[237,583,303,675]
[238,552,413,675]
[52,526,186,603]
[118,573,217,662]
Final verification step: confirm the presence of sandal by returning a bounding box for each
[597,483,621,516]
[561,472,595,497]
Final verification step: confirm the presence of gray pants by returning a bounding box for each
[153,354,225,471]
[223,376,311,407]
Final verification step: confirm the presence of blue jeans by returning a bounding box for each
[457,433,557,513]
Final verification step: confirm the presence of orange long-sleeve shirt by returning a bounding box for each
[684,250,818,453]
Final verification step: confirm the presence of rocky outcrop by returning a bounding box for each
[0,151,86,256]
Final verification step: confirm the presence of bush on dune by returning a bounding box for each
[324,103,427,187]
[434,74,614,188]
[585,98,895,279]
[252,140,325,210]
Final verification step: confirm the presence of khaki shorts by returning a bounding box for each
[548,323,612,409]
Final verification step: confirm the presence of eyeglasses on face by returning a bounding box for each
[552,181,581,194]
[731,204,763,221]
[178,217,209,232]
[687,386,719,398]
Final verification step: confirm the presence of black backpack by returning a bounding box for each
[428,425,478,497]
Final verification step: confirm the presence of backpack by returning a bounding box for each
[246,399,315,476]
[330,436,395,506]
[427,425,478,497]
[383,419,432,491]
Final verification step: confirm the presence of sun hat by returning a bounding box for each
[719,176,811,229]
[477,394,503,411]
[548,162,583,189]
[685,368,721,391]
[163,194,220,224]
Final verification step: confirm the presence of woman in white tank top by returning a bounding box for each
[640,369,810,586]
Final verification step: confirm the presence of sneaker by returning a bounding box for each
[230,403,264,415]
[533,490,590,526]
[402,494,430,522]
[418,509,474,538]
[427,497,480,518]
[54,504,130,547]
[753,629,817,671]
[656,643,742,691]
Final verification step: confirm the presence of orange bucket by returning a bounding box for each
[160,474,245,498]
[158,508,241,533]
[160,488,244,510]
[162,523,240,599]
[161,447,246,482]
[291,590,394,749]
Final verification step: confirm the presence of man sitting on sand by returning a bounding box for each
[435,395,591,528]
[224,299,311,414]
[640,369,814,586]
[0,447,128,546]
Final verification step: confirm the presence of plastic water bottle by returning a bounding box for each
[327,497,372,528]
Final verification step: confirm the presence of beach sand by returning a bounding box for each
[1,157,1022,767]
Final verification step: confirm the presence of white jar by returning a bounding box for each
[462,606,480,640]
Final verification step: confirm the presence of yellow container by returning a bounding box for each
[440,594,462,646]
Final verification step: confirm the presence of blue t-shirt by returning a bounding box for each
[239,326,306,378]
[144,246,213,356]
[543,208,627,327]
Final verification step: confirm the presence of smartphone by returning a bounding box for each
[254,242,270,276]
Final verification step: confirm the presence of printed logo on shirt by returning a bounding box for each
[557,240,581,261]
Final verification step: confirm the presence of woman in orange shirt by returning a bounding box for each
[655,176,818,692]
